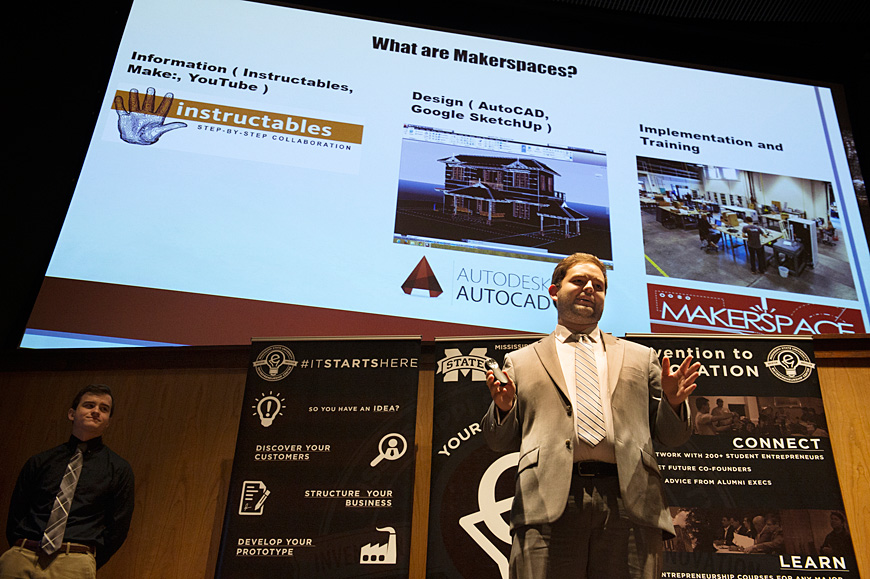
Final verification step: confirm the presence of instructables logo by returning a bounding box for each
[111,86,364,145]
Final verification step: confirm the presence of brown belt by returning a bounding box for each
[15,538,96,555]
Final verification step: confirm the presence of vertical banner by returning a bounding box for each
[216,337,421,579]
[426,335,544,579]
[627,335,860,579]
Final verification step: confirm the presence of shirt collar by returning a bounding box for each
[68,435,104,453]
[555,324,601,344]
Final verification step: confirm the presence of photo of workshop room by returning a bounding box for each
[638,157,857,300]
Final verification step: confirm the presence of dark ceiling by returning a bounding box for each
[549,0,869,23]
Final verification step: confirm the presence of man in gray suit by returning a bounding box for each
[482,253,699,579]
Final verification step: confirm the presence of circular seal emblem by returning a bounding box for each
[252,344,298,382]
[764,344,815,383]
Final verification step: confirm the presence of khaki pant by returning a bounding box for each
[0,547,96,579]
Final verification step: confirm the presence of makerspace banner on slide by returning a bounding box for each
[628,335,860,579]
[426,335,543,579]
[216,337,421,579]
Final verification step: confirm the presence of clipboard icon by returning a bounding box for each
[239,480,271,515]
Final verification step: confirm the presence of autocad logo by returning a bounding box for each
[401,256,443,297]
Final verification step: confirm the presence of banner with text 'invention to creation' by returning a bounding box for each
[216,337,420,579]
[631,335,858,579]
[426,334,858,579]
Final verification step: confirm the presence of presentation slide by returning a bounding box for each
[22,0,870,347]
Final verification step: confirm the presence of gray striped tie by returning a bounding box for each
[574,335,606,446]
[40,445,84,554]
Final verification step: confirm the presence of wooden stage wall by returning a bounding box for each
[0,337,867,579]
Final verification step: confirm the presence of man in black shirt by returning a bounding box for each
[1,384,134,577]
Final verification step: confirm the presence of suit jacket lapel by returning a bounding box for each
[602,332,624,397]
[533,332,569,401]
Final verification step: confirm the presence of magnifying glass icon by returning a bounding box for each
[370,433,408,467]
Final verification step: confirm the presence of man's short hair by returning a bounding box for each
[551,253,607,291]
[752,515,764,527]
[71,384,115,417]
[695,396,709,411]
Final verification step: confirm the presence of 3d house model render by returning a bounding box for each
[438,155,589,237]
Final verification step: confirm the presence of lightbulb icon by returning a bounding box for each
[253,392,285,427]
[265,352,284,376]
[780,353,798,377]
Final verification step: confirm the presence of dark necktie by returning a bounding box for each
[40,444,85,554]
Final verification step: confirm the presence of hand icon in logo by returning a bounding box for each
[114,87,187,145]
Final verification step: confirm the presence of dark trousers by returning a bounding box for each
[747,246,766,273]
[509,474,662,579]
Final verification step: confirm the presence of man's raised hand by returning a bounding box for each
[661,355,700,410]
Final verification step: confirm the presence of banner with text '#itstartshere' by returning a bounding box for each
[426,335,544,579]
[215,337,421,579]
[628,335,859,579]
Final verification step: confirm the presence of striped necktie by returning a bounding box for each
[573,334,606,446]
[40,444,85,554]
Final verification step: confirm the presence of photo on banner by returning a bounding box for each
[215,337,421,579]
[628,335,860,578]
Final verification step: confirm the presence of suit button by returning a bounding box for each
[565,440,571,449]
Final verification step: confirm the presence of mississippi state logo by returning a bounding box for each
[764,344,816,383]
[437,348,489,382]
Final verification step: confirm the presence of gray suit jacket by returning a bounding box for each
[481,331,691,537]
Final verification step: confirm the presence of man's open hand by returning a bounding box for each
[661,355,700,410]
